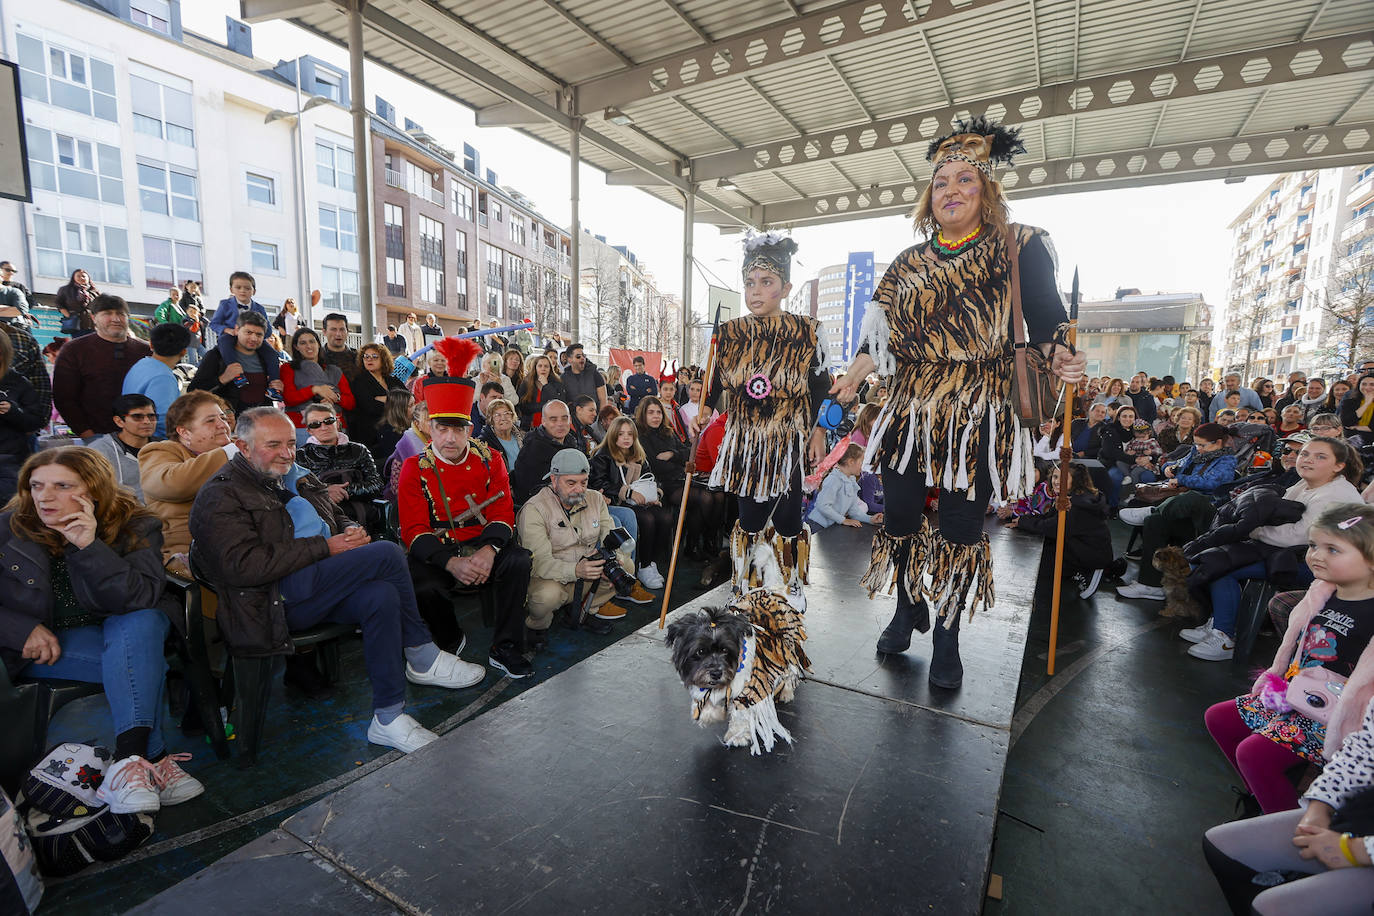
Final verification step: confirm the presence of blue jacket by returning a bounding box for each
[1164,445,1239,496]
[624,372,658,413]
[807,470,874,529]
[209,297,269,337]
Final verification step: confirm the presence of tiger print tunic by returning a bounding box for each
[859,224,1067,501]
[709,312,827,500]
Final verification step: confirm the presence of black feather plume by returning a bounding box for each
[926,115,1026,166]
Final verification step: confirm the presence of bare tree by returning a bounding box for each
[581,244,622,354]
[1314,236,1374,372]
[1222,296,1270,381]
[531,247,565,341]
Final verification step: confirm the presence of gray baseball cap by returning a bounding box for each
[545,447,590,478]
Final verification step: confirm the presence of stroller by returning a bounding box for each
[1227,422,1277,472]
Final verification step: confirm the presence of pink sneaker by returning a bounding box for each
[151,753,205,806]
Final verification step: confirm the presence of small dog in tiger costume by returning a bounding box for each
[664,589,810,754]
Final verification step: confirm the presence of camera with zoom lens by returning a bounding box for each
[585,526,634,597]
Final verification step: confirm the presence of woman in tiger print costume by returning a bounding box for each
[830,117,1087,688]
[696,233,831,613]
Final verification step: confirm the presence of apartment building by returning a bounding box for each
[577,231,674,356]
[371,115,573,338]
[3,0,360,325]
[1216,163,1374,379]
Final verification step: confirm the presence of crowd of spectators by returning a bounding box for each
[4,257,1373,902]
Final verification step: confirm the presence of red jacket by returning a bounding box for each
[398,440,515,569]
[280,363,356,428]
[694,411,729,473]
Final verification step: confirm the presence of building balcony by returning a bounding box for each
[1282,315,1299,328]
[1346,174,1374,210]
[1342,213,1374,246]
[1277,344,1296,356]
[1299,189,1315,211]
[385,168,405,190]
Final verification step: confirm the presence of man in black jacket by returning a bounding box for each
[296,403,384,527]
[189,408,485,754]
[510,399,582,505]
[187,313,282,413]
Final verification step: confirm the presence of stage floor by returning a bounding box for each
[133,523,1039,915]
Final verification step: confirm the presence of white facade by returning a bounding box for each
[1216,163,1373,379]
[3,0,359,325]
[814,263,846,365]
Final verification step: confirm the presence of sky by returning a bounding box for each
[182,3,1264,315]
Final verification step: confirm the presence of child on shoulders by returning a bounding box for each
[208,270,280,387]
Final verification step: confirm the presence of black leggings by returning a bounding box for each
[736,466,804,538]
[880,438,994,547]
[632,503,674,568]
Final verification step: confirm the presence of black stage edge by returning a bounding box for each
[134,522,1040,915]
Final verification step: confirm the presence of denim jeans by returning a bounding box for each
[25,608,171,758]
[607,505,639,563]
[279,541,431,712]
[1210,560,1313,638]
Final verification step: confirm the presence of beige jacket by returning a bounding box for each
[140,439,230,562]
[400,321,425,353]
[517,486,632,584]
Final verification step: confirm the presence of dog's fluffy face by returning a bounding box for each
[665,607,751,690]
[1153,546,1192,577]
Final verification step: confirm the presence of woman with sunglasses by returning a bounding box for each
[346,343,406,449]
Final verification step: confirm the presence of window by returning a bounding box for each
[315,139,354,189]
[137,161,199,220]
[320,267,361,315]
[15,35,117,120]
[250,240,279,273]
[1281,328,1295,343]
[314,68,343,103]
[246,172,275,205]
[492,202,503,223]
[455,230,468,273]
[34,214,129,284]
[384,203,405,297]
[451,183,473,221]
[143,236,203,287]
[26,127,124,204]
[131,0,172,34]
[509,219,526,246]
[419,215,444,305]
[319,205,357,252]
[483,243,503,318]
[130,74,193,146]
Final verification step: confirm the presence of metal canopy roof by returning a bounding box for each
[244,0,1374,229]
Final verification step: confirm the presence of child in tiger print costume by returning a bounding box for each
[698,233,832,613]
[835,116,1085,688]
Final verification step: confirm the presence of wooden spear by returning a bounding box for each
[660,307,723,628]
[1047,267,1081,676]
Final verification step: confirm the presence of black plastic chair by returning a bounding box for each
[1232,577,1277,668]
[0,664,103,796]
[188,555,355,769]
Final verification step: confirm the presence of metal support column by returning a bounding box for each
[681,185,694,365]
[569,114,581,343]
[348,0,375,339]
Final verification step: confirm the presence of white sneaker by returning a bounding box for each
[1078,569,1103,600]
[638,562,665,589]
[367,713,439,753]
[1116,582,1166,601]
[96,756,160,814]
[150,753,204,806]
[1118,507,1154,527]
[1180,618,1215,643]
[1188,629,1235,661]
[406,651,486,689]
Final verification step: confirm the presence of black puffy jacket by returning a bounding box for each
[1016,491,1114,572]
[1182,487,1305,557]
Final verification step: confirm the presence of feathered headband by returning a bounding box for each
[742,230,799,283]
[926,115,1026,177]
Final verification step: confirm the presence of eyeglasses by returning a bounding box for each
[1283,446,1301,454]
[363,352,381,360]
[307,416,338,430]
[124,412,158,421]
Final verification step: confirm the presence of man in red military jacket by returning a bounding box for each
[399,370,534,679]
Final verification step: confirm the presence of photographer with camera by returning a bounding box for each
[518,448,635,642]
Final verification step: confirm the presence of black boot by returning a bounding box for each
[928,619,963,689]
[1201,833,1264,916]
[876,589,930,654]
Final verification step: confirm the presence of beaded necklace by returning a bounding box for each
[931,224,983,257]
